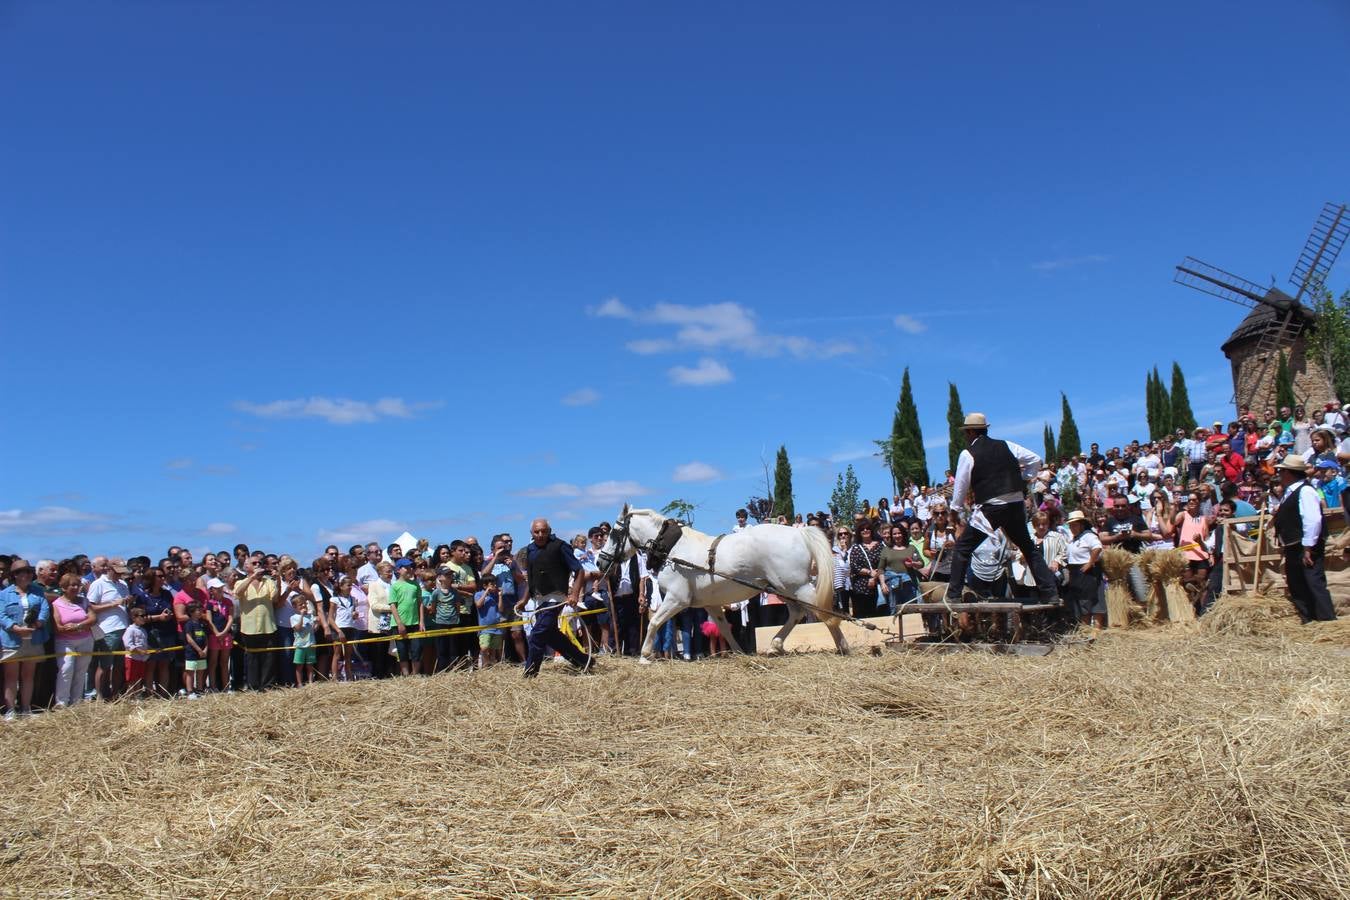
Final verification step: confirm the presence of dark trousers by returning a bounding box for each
[239,632,274,691]
[1283,547,1336,623]
[523,619,590,677]
[613,593,641,656]
[946,503,1056,601]
[367,632,394,679]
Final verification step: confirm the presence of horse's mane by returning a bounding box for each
[630,508,715,541]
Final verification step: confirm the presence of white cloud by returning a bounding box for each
[669,358,733,387]
[673,461,722,483]
[561,387,600,407]
[515,480,651,508]
[165,458,193,470]
[590,298,855,360]
[202,522,237,535]
[317,518,408,547]
[826,446,876,464]
[591,297,633,318]
[234,397,440,425]
[893,314,927,335]
[0,506,104,532]
[1031,254,1109,272]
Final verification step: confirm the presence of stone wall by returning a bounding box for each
[1227,334,1335,416]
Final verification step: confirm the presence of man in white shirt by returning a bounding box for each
[914,488,931,524]
[355,542,381,588]
[1274,454,1335,622]
[86,558,131,699]
[946,413,1058,603]
[732,509,749,533]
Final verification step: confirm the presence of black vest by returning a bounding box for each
[1276,482,1323,549]
[969,436,1025,503]
[527,538,573,597]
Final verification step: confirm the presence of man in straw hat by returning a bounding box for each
[1273,454,1336,623]
[946,413,1060,604]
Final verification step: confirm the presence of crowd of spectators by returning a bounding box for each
[1,402,1346,718]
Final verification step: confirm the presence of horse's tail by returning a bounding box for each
[800,525,838,622]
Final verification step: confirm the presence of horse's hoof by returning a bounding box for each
[769,638,785,655]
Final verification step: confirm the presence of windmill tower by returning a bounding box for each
[1174,202,1347,414]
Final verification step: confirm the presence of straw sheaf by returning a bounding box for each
[1202,591,1350,644]
[0,635,1347,896]
[1100,547,1135,582]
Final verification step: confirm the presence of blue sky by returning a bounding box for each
[4,0,1348,561]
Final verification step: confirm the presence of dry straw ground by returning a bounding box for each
[0,608,1347,898]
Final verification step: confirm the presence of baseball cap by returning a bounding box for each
[394,558,415,570]
[206,577,225,590]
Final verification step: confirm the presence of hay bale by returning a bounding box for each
[1101,547,1135,629]
[1142,549,1196,624]
[1137,549,1165,622]
[1201,591,1301,638]
[1,635,1347,896]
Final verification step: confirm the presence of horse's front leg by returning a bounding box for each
[640,595,684,664]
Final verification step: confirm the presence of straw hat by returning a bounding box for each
[1066,510,1090,526]
[1275,453,1307,473]
[962,412,988,429]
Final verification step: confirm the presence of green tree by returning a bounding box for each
[772,445,795,522]
[1170,361,1197,434]
[829,464,862,521]
[1056,392,1081,459]
[894,368,930,486]
[1153,365,1171,441]
[872,436,900,496]
[1145,370,1158,439]
[1043,423,1056,464]
[1306,287,1350,402]
[661,499,697,526]
[945,382,965,475]
[1275,350,1296,411]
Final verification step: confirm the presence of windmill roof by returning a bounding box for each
[1220,289,1316,355]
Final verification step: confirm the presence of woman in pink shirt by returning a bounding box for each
[52,574,96,708]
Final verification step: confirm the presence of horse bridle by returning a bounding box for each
[596,512,632,576]
[596,512,683,576]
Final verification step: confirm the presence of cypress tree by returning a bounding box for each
[772,445,795,522]
[894,368,929,486]
[1043,423,1056,464]
[1145,370,1158,438]
[1056,392,1082,459]
[945,382,965,475]
[1275,350,1296,411]
[1154,365,1171,441]
[1170,361,1197,434]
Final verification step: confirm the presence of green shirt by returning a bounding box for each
[390,579,421,629]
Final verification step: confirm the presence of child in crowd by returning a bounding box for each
[291,601,317,686]
[427,567,461,673]
[474,574,503,669]
[122,607,151,698]
[331,574,357,681]
[206,577,234,692]
[182,603,210,699]
[1315,459,1345,511]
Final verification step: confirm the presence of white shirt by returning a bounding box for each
[614,552,649,596]
[86,575,130,634]
[950,437,1042,513]
[914,494,931,522]
[356,561,378,588]
[1280,480,1323,547]
[1066,529,1102,564]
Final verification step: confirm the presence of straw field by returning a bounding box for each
[0,620,1347,897]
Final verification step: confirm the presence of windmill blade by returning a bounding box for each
[1173,257,1264,308]
[1289,202,1348,301]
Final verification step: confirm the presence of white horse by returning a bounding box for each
[598,505,849,662]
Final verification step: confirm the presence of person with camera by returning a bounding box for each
[235,555,280,691]
[0,559,50,720]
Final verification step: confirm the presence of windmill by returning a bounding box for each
[1174,202,1348,412]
